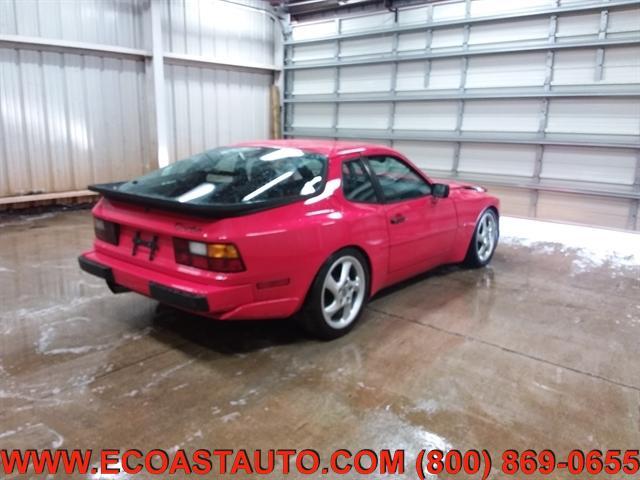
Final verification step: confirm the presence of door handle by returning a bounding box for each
[390,213,406,225]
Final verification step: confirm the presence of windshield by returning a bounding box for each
[118,146,327,205]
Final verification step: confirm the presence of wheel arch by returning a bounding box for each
[302,244,374,307]
[337,244,373,298]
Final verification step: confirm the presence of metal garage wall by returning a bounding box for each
[0,0,150,197]
[284,0,640,230]
[0,48,150,196]
[165,65,271,161]
[162,0,275,162]
[0,0,277,199]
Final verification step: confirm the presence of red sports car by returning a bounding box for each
[79,140,499,339]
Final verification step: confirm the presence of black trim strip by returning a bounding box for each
[78,256,115,283]
[149,282,210,312]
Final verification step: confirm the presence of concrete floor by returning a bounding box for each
[1,210,639,479]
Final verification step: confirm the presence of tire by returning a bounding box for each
[301,248,370,340]
[464,208,499,268]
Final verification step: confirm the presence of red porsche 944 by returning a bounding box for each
[79,140,499,339]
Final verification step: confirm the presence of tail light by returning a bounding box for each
[173,239,245,273]
[94,217,119,245]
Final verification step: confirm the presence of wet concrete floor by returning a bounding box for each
[0,210,638,479]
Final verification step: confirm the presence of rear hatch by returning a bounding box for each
[90,145,328,279]
[92,198,217,279]
[90,145,328,218]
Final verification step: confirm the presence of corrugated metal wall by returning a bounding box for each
[0,0,276,199]
[162,0,275,162]
[0,0,147,48]
[0,48,149,196]
[284,0,640,230]
[165,65,271,161]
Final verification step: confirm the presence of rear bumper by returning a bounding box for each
[149,282,209,312]
[78,251,301,320]
[78,254,209,312]
[78,256,116,283]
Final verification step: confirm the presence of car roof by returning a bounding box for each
[234,138,394,157]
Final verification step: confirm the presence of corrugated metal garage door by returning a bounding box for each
[283,0,640,231]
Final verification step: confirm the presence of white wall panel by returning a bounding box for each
[292,43,334,62]
[466,52,547,88]
[291,20,335,41]
[340,138,392,146]
[393,141,456,172]
[602,46,640,84]
[552,49,598,85]
[462,100,542,133]
[398,33,428,53]
[337,103,390,130]
[537,192,632,229]
[458,144,538,177]
[469,18,548,46]
[341,36,392,58]
[432,2,466,22]
[394,59,464,92]
[431,28,465,50]
[341,12,393,33]
[396,62,427,91]
[0,0,147,49]
[163,0,275,66]
[546,99,640,136]
[292,104,334,129]
[292,68,335,95]
[429,59,464,90]
[470,0,550,18]
[541,147,638,185]
[398,6,429,25]
[339,64,392,93]
[608,6,640,36]
[0,48,149,197]
[556,12,601,39]
[165,64,270,162]
[394,102,458,131]
[483,186,532,217]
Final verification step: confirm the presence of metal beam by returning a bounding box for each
[0,34,149,60]
[284,0,640,46]
[284,128,640,149]
[0,35,281,73]
[150,0,169,169]
[284,88,640,103]
[0,190,97,206]
[164,52,280,72]
[423,171,640,201]
[285,37,640,69]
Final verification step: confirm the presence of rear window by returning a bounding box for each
[118,146,326,205]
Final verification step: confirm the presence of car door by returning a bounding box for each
[364,155,457,275]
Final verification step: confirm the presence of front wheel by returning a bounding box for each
[464,209,499,268]
[301,248,369,340]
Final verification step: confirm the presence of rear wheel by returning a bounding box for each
[464,209,499,268]
[302,248,369,340]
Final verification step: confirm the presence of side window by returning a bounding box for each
[367,156,431,202]
[342,160,379,203]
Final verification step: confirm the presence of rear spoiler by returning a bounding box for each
[88,182,298,218]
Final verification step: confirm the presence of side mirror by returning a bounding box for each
[432,183,449,199]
